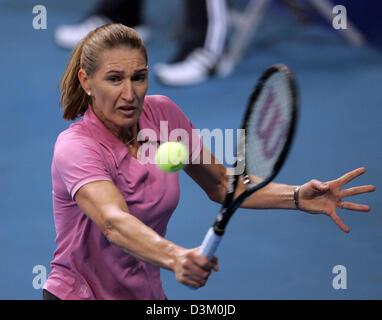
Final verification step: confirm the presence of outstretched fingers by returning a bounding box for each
[336,167,366,187]
[341,201,371,212]
[341,185,376,197]
[328,211,350,233]
[339,184,375,212]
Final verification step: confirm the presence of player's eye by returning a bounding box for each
[108,75,121,83]
[132,73,147,82]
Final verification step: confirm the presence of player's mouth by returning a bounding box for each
[117,105,137,116]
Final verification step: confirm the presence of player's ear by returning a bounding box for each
[78,69,91,95]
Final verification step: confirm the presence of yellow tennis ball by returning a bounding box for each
[155,141,189,173]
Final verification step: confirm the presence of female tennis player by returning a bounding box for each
[43,24,375,300]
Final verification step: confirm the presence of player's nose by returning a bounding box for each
[121,80,135,102]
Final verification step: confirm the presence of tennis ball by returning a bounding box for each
[155,141,189,173]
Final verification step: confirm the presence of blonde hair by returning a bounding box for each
[58,24,148,120]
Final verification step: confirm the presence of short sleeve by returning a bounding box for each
[53,137,113,199]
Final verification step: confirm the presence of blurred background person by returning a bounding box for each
[54,0,150,49]
[154,0,228,86]
[54,0,229,87]
[53,0,381,88]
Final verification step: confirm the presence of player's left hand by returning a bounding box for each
[298,167,375,233]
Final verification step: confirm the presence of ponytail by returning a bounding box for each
[58,36,90,120]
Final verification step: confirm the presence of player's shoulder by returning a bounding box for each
[144,95,187,124]
[56,120,91,144]
[144,94,175,106]
[54,121,98,156]
[144,95,182,114]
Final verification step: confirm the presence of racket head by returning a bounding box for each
[240,64,298,186]
[213,64,298,234]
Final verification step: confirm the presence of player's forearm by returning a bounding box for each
[238,178,297,210]
[104,210,183,271]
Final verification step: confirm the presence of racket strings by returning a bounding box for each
[244,71,295,181]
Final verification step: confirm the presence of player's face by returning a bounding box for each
[85,47,148,137]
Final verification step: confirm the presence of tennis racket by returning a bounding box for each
[199,64,298,261]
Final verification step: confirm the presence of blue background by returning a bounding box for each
[0,0,381,299]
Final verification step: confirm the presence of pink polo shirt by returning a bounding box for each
[44,95,201,300]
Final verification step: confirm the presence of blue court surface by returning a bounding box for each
[0,0,381,300]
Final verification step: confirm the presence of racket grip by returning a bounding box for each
[187,228,222,290]
[199,227,223,260]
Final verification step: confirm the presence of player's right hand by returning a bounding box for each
[173,247,219,288]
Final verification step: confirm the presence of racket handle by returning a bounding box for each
[199,227,223,260]
[187,227,222,290]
